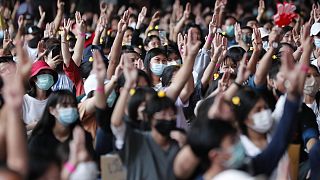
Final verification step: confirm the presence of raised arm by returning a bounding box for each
[93,15,107,46]
[15,16,24,43]
[254,27,281,86]
[53,0,65,35]
[72,12,86,67]
[93,51,107,110]
[37,6,46,28]
[61,19,72,67]
[166,30,201,101]
[247,28,263,74]
[256,0,265,23]
[172,3,191,42]
[106,10,129,79]
[111,60,137,127]
[5,42,32,177]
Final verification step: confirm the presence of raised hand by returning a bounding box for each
[100,1,107,15]
[136,7,147,29]
[257,0,265,19]
[123,57,138,88]
[184,28,201,58]
[234,23,242,43]
[212,33,226,59]
[75,11,86,34]
[253,28,263,52]
[117,10,129,34]
[16,41,32,80]
[39,6,46,21]
[209,14,217,35]
[96,15,107,34]
[93,50,107,84]
[183,3,191,20]
[68,126,90,166]
[151,11,161,25]
[17,15,24,29]
[292,28,301,46]
[61,18,72,41]
[235,53,250,84]
[218,70,230,92]
[314,3,320,23]
[57,0,65,10]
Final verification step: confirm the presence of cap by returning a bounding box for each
[311,23,320,36]
[26,25,41,35]
[30,60,58,82]
[83,74,110,95]
[82,45,108,63]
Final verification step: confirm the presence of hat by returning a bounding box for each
[26,25,41,35]
[30,60,58,82]
[84,74,110,95]
[311,23,320,36]
[82,45,108,63]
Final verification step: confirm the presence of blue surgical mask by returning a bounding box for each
[58,107,79,126]
[224,142,246,169]
[314,38,320,48]
[226,25,235,37]
[150,63,167,76]
[36,74,54,90]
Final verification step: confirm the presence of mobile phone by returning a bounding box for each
[159,30,168,46]
[52,46,61,57]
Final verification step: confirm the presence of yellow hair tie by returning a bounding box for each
[155,25,159,30]
[149,26,153,30]
[213,73,219,80]
[100,38,104,44]
[66,35,70,41]
[157,90,166,98]
[89,57,94,62]
[232,96,240,106]
[222,32,226,36]
[129,88,136,96]
[249,47,254,51]
[138,45,142,49]
[107,30,111,35]
[272,55,277,60]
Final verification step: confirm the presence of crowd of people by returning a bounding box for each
[0,0,320,179]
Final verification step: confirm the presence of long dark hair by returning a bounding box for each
[30,90,79,138]
[143,48,167,78]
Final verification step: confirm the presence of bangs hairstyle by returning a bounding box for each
[145,94,177,120]
[30,90,79,138]
[143,48,167,76]
[128,87,156,121]
[144,35,161,46]
[233,87,262,135]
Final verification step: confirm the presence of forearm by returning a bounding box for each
[72,34,85,66]
[254,47,275,86]
[95,81,106,110]
[6,106,28,177]
[53,9,63,35]
[201,58,217,88]
[92,31,102,45]
[61,40,71,67]
[173,17,186,42]
[247,50,260,74]
[111,85,129,127]
[107,32,124,79]
[203,33,214,50]
[179,76,194,103]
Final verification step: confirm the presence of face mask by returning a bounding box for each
[242,34,252,44]
[167,61,178,66]
[58,107,79,126]
[154,119,176,138]
[224,141,246,169]
[314,38,320,48]
[70,161,98,180]
[304,76,320,97]
[150,63,167,76]
[226,25,235,37]
[262,41,269,51]
[250,109,273,133]
[35,74,54,90]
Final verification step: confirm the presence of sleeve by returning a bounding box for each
[64,59,84,96]
[309,140,320,180]
[192,48,211,84]
[131,28,142,46]
[248,75,267,92]
[111,123,127,150]
[300,104,319,146]
[251,98,300,176]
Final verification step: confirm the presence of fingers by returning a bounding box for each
[141,6,147,16]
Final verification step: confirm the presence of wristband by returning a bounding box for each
[207,34,214,42]
[300,64,309,73]
[78,32,86,37]
[215,63,220,68]
[64,162,76,174]
[96,86,104,94]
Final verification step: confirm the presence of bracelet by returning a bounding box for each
[300,64,309,73]
[96,86,104,94]
[233,81,242,88]
[215,63,220,68]
[78,32,86,37]
[64,162,76,174]
[207,34,214,42]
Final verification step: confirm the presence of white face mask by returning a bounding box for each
[250,109,273,133]
[304,76,320,97]
[70,162,98,180]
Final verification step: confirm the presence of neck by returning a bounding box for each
[151,74,161,86]
[53,122,70,142]
[151,128,170,150]
[36,88,47,100]
[304,95,315,104]
[247,128,267,149]
[203,165,224,180]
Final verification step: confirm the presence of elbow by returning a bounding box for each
[7,158,28,177]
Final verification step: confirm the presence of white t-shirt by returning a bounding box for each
[22,94,48,124]
[26,46,38,62]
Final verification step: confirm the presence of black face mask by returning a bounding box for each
[28,36,41,48]
[154,119,177,138]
